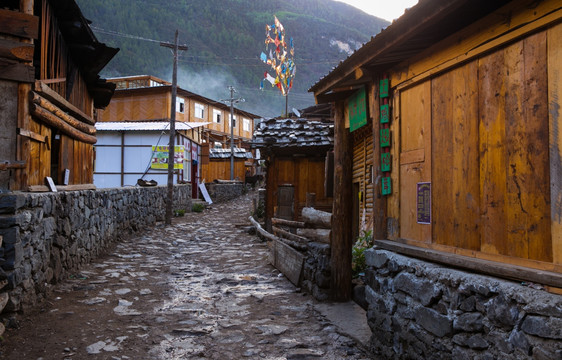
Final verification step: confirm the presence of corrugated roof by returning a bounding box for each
[209,147,253,159]
[253,118,334,151]
[95,121,210,131]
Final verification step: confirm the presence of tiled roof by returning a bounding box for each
[209,147,253,159]
[253,118,334,150]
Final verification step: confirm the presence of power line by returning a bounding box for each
[91,27,343,66]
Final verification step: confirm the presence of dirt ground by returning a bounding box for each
[0,191,371,360]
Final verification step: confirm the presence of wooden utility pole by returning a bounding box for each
[331,100,353,301]
[161,30,187,225]
[221,86,244,180]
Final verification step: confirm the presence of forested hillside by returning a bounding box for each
[76,0,388,117]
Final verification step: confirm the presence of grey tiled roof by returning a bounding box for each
[209,147,253,159]
[253,118,334,150]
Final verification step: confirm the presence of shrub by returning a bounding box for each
[192,202,205,213]
[352,230,373,278]
[174,209,186,217]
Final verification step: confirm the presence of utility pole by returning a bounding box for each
[221,86,244,180]
[161,30,188,225]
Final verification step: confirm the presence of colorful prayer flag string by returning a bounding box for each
[260,16,295,96]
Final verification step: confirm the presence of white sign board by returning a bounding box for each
[198,182,213,204]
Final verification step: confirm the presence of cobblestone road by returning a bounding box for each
[1,191,371,359]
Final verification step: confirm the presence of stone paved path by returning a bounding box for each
[0,191,372,359]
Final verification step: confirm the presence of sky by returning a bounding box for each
[336,0,419,22]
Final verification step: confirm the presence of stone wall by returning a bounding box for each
[0,185,191,312]
[301,242,331,301]
[364,248,562,359]
[206,182,245,203]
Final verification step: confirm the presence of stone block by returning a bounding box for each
[366,285,396,315]
[459,295,477,312]
[521,315,562,340]
[466,334,489,350]
[486,295,519,328]
[365,249,388,268]
[453,312,484,332]
[415,307,452,338]
[508,329,529,354]
[394,271,442,306]
[0,195,25,214]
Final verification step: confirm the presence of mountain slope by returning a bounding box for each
[76,0,388,117]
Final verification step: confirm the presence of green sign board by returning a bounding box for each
[380,79,389,98]
[382,176,392,195]
[381,152,392,172]
[349,87,367,132]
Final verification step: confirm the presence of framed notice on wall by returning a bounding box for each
[417,182,431,224]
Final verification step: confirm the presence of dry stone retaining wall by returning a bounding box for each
[0,185,191,313]
[206,183,245,203]
[364,248,562,359]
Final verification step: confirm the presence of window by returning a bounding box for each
[195,103,204,119]
[229,114,237,128]
[213,109,221,123]
[243,118,251,132]
[176,98,185,113]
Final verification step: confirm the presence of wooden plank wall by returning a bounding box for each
[202,159,245,182]
[352,131,374,232]
[478,32,551,262]
[400,80,432,244]
[101,94,169,122]
[548,22,562,265]
[266,157,333,223]
[397,26,557,265]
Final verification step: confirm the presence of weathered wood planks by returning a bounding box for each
[548,22,562,265]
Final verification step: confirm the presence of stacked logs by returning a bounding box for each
[30,81,97,144]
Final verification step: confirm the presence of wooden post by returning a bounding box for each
[14,0,34,190]
[331,100,353,301]
[305,192,316,208]
[371,80,387,240]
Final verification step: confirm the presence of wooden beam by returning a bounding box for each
[296,228,331,243]
[302,207,332,229]
[34,81,95,125]
[0,60,34,83]
[375,240,562,288]
[273,225,309,244]
[28,184,97,192]
[0,38,34,61]
[331,100,353,301]
[271,217,305,228]
[32,92,96,135]
[30,104,97,144]
[0,9,39,39]
[0,160,26,171]
[17,128,47,143]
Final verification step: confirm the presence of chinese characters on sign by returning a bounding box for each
[417,182,431,224]
[379,78,391,196]
[151,145,185,170]
[349,87,367,132]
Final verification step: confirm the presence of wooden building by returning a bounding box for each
[200,147,253,183]
[253,115,334,231]
[99,75,260,183]
[310,0,562,299]
[0,0,118,192]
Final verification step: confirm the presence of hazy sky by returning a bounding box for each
[336,0,418,22]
